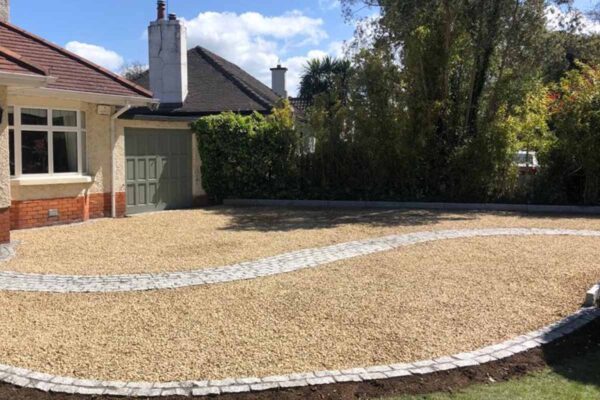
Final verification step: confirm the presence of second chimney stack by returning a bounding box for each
[270,64,288,98]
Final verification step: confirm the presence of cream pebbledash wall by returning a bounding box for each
[0,86,10,208]
[115,119,205,200]
[8,94,111,201]
[7,93,205,206]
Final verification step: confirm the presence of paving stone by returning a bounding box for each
[473,355,497,364]
[166,388,192,396]
[453,359,479,368]
[334,374,363,383]
[389,363,414,370]
[410,367,435,375]
[384,369,412,378]
[433,363,457,371]
[262,375,290,383]
[279,379,308,388]
[359,372,388,381]
[412,359,436,367]
[250,382,279,391]
[192,387,221,396]
[307,377,336,385]
[220,384,250,394]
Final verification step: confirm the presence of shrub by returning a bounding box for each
[191,102,299,202]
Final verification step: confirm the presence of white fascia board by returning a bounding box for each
[7,87,158,107]
[0,72,57,88]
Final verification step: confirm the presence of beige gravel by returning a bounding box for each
[5,207,600,275]
[0,235,597,382]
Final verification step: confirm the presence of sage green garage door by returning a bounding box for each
[125,129,193,214]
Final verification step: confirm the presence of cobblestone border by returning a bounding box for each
[0,306,596,397]
[0,228,599,293]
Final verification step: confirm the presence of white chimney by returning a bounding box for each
[148,1,188,105]
[270,64,288,98]
[0,0,9,23]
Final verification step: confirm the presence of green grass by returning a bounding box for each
[382,344,600,400]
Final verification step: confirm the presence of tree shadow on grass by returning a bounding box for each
[543,317,600,389]
[210,206,479,232]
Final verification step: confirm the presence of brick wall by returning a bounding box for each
[10,192,126,230]
[0,208,9,243]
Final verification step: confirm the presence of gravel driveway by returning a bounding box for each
[0,234,597,382]
[4,206,600,275]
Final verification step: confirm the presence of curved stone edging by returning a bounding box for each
[0,306,597,397]
[0,228,599,293]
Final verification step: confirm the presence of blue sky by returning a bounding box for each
[10,0,600,95]
[12,0,359,95]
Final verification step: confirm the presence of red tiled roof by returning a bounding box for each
[0,21,152,98]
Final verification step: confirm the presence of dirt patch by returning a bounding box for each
[4,207,600,275]
[0,317,596,400]
[0,236,597,382]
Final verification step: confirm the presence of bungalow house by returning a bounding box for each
[0,0,286,244]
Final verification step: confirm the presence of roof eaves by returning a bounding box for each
[0,21,154,98]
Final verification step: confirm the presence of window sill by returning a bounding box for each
[10,175,94,186]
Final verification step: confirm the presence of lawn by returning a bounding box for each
[384,341,600,400]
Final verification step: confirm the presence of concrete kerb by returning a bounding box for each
[224,199,600,215]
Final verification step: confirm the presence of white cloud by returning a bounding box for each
[65,41,125,72]
[181,10,340,96]
[319,0,340,11]
[546,5,600,35]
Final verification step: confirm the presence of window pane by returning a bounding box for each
[8,107,14,126]
[52,110,77,127]
[21,108,48,126]
[21,131,49,174]
[81,111,86,129]
[53,132,78,173]
[9,129,14,176]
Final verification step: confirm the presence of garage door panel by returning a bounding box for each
[126,159,135,181]
[148,158,158,180]
[148,183,158,204]
[126,184,136,206]
[137,159,147,180]
[138,184,147,205]
[125,129,193,215]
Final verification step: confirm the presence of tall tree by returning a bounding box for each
[298,57,352,102]
[339,0,554,200]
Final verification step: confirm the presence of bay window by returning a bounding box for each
[8,107,87,178]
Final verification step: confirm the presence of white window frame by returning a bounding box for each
[8,106,87,178]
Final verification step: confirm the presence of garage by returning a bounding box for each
[124,128,193,214]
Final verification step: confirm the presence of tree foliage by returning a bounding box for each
[121,62,148,82]
[539,64,600,204]
[298,56,353,102]
[194,1,600,206]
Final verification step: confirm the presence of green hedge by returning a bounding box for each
[192,104,300,202]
